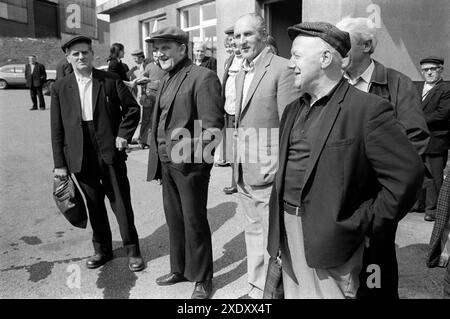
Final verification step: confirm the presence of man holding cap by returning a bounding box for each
[145,26,224,299]
[267,22,424,298]
[51,35,144,272]
[418,56,450,222]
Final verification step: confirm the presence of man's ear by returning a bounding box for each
[362,40,372,53]
[321,50,333,68]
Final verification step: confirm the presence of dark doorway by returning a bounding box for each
[264,0,301,59]
[34,0,59,38]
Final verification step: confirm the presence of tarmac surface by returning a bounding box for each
[0,89,447,299]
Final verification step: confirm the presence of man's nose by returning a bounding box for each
[288,56,295,69]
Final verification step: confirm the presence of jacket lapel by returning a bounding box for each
[300,81,349,197]
[241,48,271,113]
[67,73,82,121]
[421,80,442,109]
[164,64,191,124]
[92,69,102,116]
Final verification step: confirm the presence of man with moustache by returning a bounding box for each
[233,13,300,299]
[51,36,144,272]
[267,22,424,298]
[146,27,224,299]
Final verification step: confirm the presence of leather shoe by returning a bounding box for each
[191,279,213,299]
[424,213,436,222]
[29,107,37,111]
[223,186,237,195]
[86,253,113,269]
[128,256,145,272]
[156,272,187,286]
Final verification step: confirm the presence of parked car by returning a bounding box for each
[0,64,56,94]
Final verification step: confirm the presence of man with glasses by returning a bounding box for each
[418,57,450,222]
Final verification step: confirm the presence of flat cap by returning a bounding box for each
[131,49,144,56]
[287,21,351,57]
[146,26,188,45]
[61,35,92,52]
[420,56,444,65]
[224,26,234,35]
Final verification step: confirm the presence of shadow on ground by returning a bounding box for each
[97,201,244,298]
[397,243,446,299]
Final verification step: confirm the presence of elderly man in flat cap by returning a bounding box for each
[146,26,224,299]
[266,22,424,298]
[51,35,144,272]
[336,16,430,299]
[233,13,300,299]
[417,56,450,222]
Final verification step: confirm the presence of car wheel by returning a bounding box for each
[43,80,54,95]
[0,79,8,89]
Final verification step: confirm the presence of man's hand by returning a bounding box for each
[54,167,68,180]
[136,77,150,85]
[116,136,128,151]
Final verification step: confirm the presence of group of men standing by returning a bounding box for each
[50,12,449,299]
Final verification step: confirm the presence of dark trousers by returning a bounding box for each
[422,152,448,213]
[357,224,399,299]
[75,121,140,257]
[161,162,213,282]
[30,85,45,109]
[139,105,153,146]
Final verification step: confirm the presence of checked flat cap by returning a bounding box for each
[146,26,189,45]
[61,35,92,52]
[287,21,351,57]
[420,56,444,65]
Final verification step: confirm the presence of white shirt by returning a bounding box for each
[422,82,436,100]
[241,51,263,107]
[224,56,243,115]
[74,71,93,121]
[30,63,35,74]
[344,60,375,93]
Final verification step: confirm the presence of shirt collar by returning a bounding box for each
[74,70,93,83]
[302,78,345,107]
[344,60,375,85]
[242,49,264,72]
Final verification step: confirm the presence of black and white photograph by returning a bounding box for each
[0,0,449,306]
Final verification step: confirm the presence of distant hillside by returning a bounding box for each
[0,37,110,69]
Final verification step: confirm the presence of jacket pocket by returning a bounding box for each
[326,138,355,148]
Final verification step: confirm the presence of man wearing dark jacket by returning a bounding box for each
[51,35,144,272]
[146,27,224,299]
[25,55,47,110]
[193,41,217,72]
[337,17,430,299]
[418,56,450,222]
[267,21,424,298]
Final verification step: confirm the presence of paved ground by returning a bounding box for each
[0,89,447,299]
